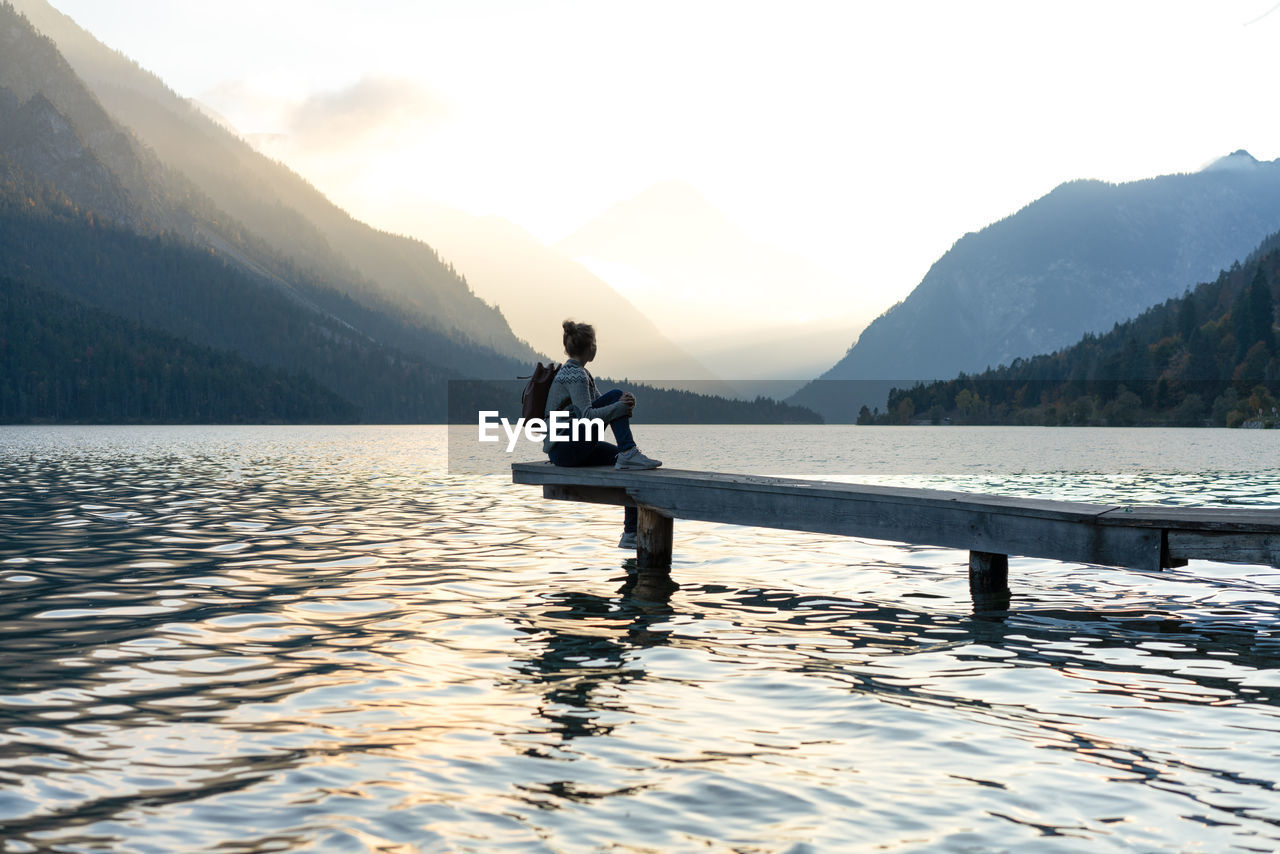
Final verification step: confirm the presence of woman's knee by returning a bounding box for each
[593,389,624,406]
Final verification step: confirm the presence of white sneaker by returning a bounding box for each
[618,531,637,549]
[615,447,662,470]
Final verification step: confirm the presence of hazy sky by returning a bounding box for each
[42,0,1280,333]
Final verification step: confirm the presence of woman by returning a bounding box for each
[543,320,661,548]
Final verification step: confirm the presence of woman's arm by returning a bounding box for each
[562,368,629,424]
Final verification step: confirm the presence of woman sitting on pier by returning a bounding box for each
[544,320,661,548]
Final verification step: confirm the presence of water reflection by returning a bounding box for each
[507,568,677,749]
[497,554,1280,845]
[0,426,1278,852]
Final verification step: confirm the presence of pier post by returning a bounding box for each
[969,550,1009,609]
[637,505,673,570]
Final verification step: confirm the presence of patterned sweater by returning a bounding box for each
[542,359,629,453]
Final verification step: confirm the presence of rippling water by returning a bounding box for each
[2,425,1279,852]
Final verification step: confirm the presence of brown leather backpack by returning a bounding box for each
[519,362,559,421]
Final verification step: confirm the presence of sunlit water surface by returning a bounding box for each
[1,425,1279,853]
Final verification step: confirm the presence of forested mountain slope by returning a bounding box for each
[864,230,1280,427]
[0,167,462,421]
[2,1,537,372]
[0,276,358,423]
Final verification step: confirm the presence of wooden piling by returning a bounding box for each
[637,506,673,569]
[969,550,1010,609]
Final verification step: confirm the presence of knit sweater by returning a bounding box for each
[542,359,630,453]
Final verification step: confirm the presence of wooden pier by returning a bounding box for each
[512,462,1280,606]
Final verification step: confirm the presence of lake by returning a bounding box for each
[1,425,1278,852]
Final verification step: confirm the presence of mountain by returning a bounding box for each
[555,181,867,381]
[862,228,1280,428]
[0,152,464,421]
[0,4,820,424]
[403,203,717,382]
[681,323,864,396]
[795,153,1280,420]
[0,3,494,421]
[6,0,537,371]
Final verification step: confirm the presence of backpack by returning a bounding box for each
[519,361,559,421]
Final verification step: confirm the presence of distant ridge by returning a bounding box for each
[555,180,866,381]
[405,204,720,383]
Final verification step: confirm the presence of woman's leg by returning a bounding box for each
[549,438,618,467]
[571,436,633,539]
[593,389,624,406]
[608,416,636,453]
[580,441,620,467]
[591,389,636,452]
[548,433,634,541]
[596,388,659,471]
[558,389,645,540]
[549,439,592,466]
[575,440,636,541]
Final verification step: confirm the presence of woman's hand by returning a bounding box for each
[621,392,636,412]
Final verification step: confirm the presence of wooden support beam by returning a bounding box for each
[637,505,673,570]
[543,484,632,506]
[1167,531,1280,567]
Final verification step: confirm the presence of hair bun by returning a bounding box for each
[561,319,596,357]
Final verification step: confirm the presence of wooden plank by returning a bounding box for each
[1099,506,1280,533]
[637,506,673,569]
[514,463,1119,522]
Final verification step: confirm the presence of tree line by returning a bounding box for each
[0,277,357,423]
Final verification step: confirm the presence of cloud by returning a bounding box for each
[199,79,295,134]
[285,76,452,150]
[199,76,452,153]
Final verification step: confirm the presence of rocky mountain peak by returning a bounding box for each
[1203,149,1263,171]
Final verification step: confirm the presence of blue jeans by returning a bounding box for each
[547,390,636,465]
[547,389,638,533]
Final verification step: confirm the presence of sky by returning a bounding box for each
[40,0,1280,343]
